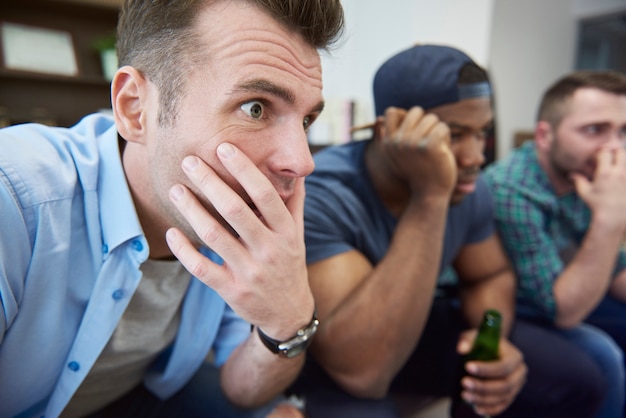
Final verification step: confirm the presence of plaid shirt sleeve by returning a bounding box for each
[485,153,562,320]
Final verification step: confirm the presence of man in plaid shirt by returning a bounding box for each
[485,70,626,417]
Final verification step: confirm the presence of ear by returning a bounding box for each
[534,120,553,151]
[111,65,150,144]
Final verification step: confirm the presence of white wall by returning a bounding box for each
[315,0,494,143]
[489,0,577,159]
[489,0,626,159]
[320,0,626,157]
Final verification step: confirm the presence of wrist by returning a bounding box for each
[256,308,319,358]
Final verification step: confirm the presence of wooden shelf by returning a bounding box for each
[0,0,119,127]
[0,68,110,87]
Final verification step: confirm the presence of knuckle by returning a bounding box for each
[187,257,208,279]
[220,196,247,221]
[253,186,279,208]
[193,168,214,190]
[199,223,222,246]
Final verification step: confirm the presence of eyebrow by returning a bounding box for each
[232,78,325,113]
[580,122,611,128]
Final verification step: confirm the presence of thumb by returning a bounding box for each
[570,172,590,198]
[457,330,476,355]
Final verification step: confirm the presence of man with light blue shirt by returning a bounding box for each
[0,0,345,416]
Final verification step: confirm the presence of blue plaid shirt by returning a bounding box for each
[484,142,626,320]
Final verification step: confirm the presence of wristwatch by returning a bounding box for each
[256,311,319,358]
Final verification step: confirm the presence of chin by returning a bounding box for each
[449,193,466,206]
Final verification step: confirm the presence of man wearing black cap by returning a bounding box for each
[287,44,608,417]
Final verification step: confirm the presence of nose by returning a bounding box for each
[606,129,626,150]
[271,124,315,178]
[456,134,486,168]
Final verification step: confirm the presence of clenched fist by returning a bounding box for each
[375,106,457,200]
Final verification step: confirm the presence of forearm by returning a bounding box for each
[314,198,449,397]
[459,269,516,336]
[220,332,305,407]
[554,217,624,327]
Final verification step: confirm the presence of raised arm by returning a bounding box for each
[306,106,457,398]
[166,144,314,407]
[554,147,626,327]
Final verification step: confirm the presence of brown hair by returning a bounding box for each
[116,0,345,126]
[458,62,489,85]
[537,70,626,127]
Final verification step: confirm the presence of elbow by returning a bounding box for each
[554,316,582,329]
[331,368,392,399]
[554,309,584,329]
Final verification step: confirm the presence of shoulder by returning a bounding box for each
[447,176,494,243]
[455,176,493,217]
[0,114,115,208]
[305,141,369,203]
[484,144,533,182]
[484,144,556,213]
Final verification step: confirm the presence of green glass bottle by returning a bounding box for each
[466,309,501,362]
[454,309,502,418]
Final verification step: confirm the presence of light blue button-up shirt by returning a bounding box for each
[0,114,250,418]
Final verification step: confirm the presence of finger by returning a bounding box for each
[466,359,512,379]
[286,178,306,243]
[570,172,591,197]
[427,121,452,147]
[473,400,511,417]
[165,226,232,291]
[460,378,518,416]
[401,111,440,148]
[595,147,613,172]
[614,147,626,168]
[177,155,260,266]
[467,338,524,378]
[168,174,244,251]
[457,329,477,355]
[383,106,413,143]
[216,143,294,235]
[461,370,521,397]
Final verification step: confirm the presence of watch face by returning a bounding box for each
[282,345,307,358]
[277,319,319,358]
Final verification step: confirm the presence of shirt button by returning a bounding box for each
[68,361,80,372]
[112,289,125,300]
[132,240,143,252]
[102,244,109,254]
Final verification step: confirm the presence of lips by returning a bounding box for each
[455,176,478,195]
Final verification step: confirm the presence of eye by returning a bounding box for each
[303,116,312,131]
[450,131,464,142]
[241,101,265,119]
[582,124,604,135]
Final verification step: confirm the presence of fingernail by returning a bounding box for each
[182,156,198,171]
[170,184,184,201]
[217,143,235,159]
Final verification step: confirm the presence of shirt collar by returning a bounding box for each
[96,115,145,256]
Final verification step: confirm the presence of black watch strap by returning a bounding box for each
[256,310,319,358]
